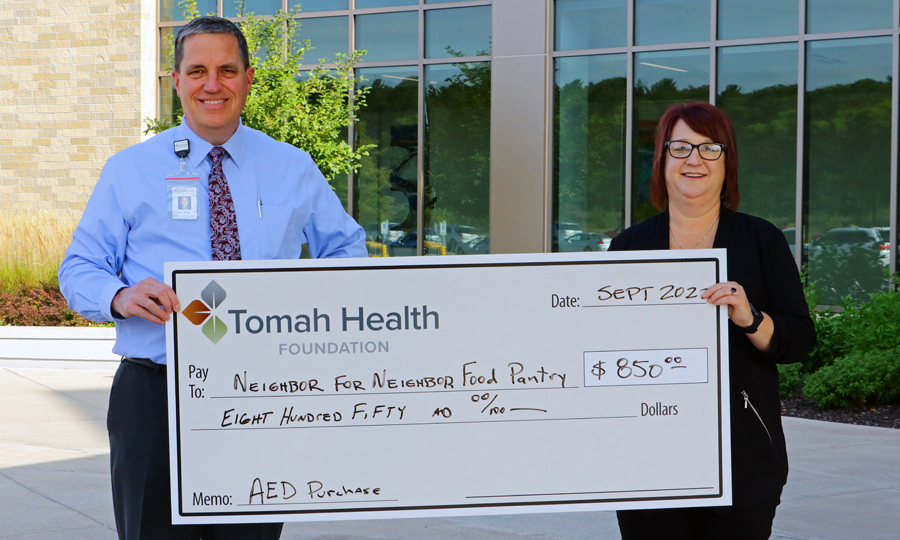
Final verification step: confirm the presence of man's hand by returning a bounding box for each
[111,278,181,325]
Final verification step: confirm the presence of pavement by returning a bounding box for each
[1,362,899,540]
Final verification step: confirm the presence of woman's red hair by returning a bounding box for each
[650,102,740,211]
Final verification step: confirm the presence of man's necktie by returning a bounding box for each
[208,146,242,261]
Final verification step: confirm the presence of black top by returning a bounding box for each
[610,209,817,506]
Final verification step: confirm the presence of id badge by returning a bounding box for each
[167,171,201,220]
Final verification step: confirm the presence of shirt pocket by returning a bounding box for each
[257,204,305,259]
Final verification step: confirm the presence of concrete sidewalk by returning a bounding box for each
[1,364,898,540]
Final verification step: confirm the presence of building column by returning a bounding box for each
[489,0,550,254]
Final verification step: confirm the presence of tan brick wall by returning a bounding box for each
[0,0,144,215]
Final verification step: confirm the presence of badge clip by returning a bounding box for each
[174,139,190,170]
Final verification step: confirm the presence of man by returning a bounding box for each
[58,16,366,540]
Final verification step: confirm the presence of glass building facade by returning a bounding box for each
[157,0,900,303]
[158,0,491,258]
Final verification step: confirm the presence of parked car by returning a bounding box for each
[551,221,584,251]
[455,235,489,255]
[808,227,891,304]
[552,221,583,240]
[443,224,481,252]
[874,227,897,257]
[388,229,445,257]
[808,227,889,266]
[559,232,611,252]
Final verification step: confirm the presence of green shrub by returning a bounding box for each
[839,288,900,352]
[803,285,900,373]
[777,363,805,399]
[801,270,848,373]
[803,345,900,408]
[803,302,850,373]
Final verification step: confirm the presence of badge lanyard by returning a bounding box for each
[167,139,200,221]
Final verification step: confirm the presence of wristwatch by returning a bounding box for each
[740,302,764,334]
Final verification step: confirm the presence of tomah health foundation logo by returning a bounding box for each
[182,280,230,344]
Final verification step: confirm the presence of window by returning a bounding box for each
[805,37,892,303]
[157,1,492,257]
[632,49,709,223]
[553,54,627,249]
[718,43,798,229]
[551,0,899,302]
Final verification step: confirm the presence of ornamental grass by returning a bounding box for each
[0,209,77,292]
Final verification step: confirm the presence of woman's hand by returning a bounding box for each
[702,281,773,352]
[701,281,754,327]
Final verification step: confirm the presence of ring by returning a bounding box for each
[731,287,737,294]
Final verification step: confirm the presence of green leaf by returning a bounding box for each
[203,316,228,344]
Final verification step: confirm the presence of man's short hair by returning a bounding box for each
[173,16,250,72]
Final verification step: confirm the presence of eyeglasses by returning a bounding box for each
[665,140,727,161]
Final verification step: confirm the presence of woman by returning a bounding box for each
[611,102,816,539]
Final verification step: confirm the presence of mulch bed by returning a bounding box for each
[782,395,900,429]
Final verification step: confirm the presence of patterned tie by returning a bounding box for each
[208,147,242,261]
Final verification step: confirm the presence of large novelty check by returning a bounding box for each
[165,250,731,524]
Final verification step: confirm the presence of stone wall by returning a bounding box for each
[0,0,146,215]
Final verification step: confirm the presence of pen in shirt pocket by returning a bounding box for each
[257,195,263,218]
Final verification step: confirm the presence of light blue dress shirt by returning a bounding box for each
[59,122,367,364]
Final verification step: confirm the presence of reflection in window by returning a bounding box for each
[159,26,182,71]
[329,124,351,208]
[425,7,491,59]
[356,0,417,8]
[806,37,892,303]
[635,0,708,46]
[424,63,491,256]
[354,67,419,257]
[555,0,627,51]
[159,77,181,125]
[225,0,282,17]
[632,49,709,223]
[718,0,798,40]
[160,0,216,22]
[806,0,893,34]
[333,171,349,209]
[717,44,797,229]
[292,0,348,11]
[356,12,418,62]
[296,16,348,59]
[554,54,627,252]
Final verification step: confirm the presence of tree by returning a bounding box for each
[146,1,373,183]
[423,57,491,231]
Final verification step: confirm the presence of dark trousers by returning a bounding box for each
[108,359,284,540]
[616,489,782,540]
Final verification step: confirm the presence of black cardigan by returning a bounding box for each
[610,209,817,506]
